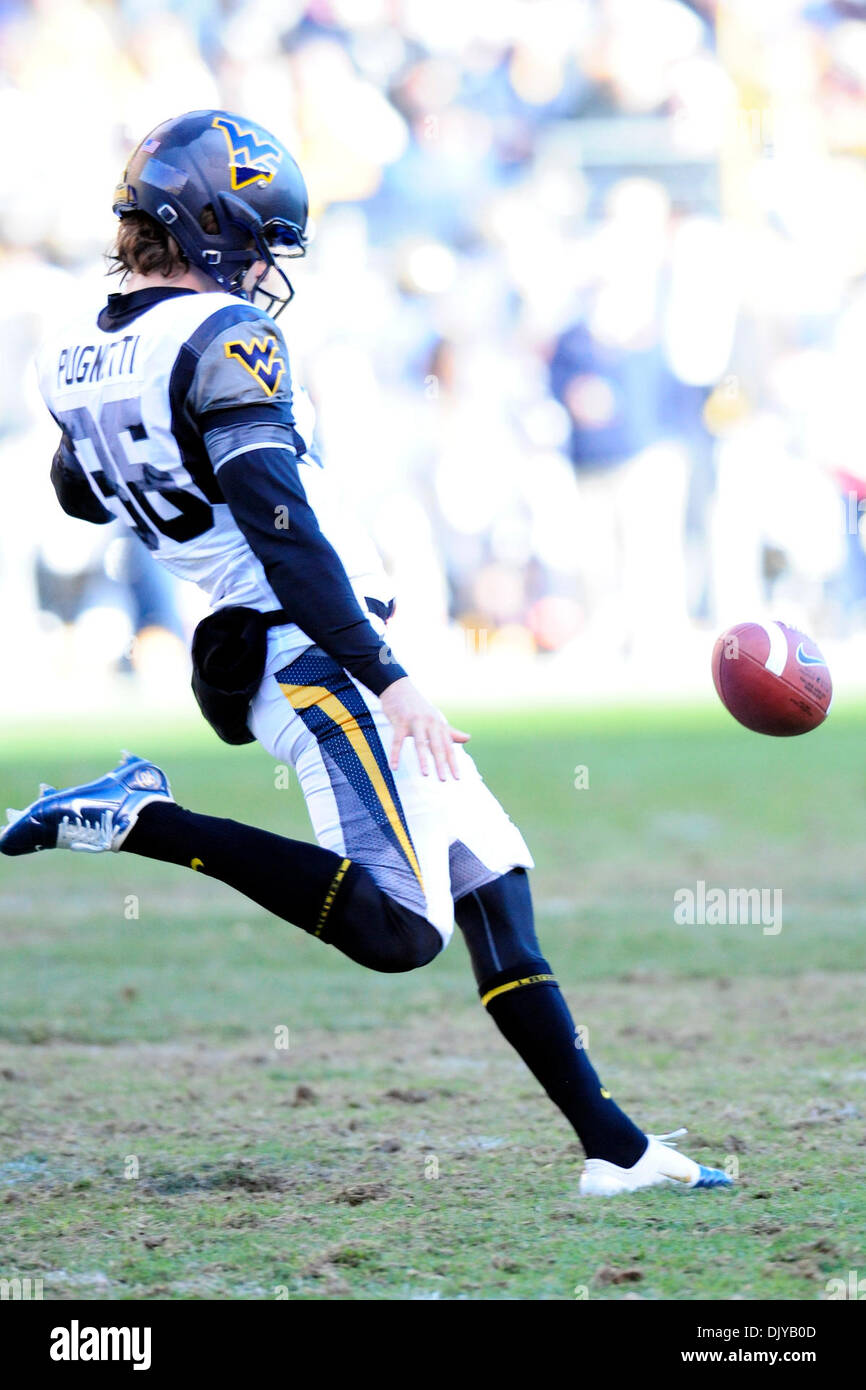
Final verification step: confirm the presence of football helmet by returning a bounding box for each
[113,110,308,317]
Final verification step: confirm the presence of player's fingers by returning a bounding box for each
[448,726,471,743]
[432,716,461,779]
[410,719,430,776]
[389,721,407,771]
[428,719,453,782]
[444,730,461,780]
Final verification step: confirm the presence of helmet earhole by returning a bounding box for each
[199,203,220,235]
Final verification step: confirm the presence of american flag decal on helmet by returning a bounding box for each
[223,334,286,396]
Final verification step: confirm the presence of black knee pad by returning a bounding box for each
[329,865,443,974]
[455,867,548,988]
[368,897,443,973]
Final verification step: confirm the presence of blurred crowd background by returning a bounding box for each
[3,0,866,710]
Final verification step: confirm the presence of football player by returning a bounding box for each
[2,111,730,1195]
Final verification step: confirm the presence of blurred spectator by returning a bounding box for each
[3,0,866,709]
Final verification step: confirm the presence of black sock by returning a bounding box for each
[125,801,352,935]
[123,802,441,973]
[456,871,646,1167]
[482,973,646,1165]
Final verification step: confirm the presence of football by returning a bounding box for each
[711,620,832,736]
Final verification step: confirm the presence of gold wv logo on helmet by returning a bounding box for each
[212,116,283,191]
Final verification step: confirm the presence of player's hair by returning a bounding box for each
[108,205,220,280]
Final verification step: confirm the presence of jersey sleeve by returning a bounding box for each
[177,306,305,476]
[187,310,295,419]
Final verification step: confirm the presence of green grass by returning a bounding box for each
[0,700,864,1300]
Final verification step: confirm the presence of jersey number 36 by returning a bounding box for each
[57,399,214,550]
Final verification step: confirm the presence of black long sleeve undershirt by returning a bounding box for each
[217,446,408,697]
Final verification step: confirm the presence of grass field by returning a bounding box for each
[0,699,864,1301]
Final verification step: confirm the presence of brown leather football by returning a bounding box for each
[711,621,832,736]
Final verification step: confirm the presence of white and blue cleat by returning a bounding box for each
[579,1128,734,1196]
[0,752,173,856]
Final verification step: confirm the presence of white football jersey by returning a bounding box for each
[35,289,394,637]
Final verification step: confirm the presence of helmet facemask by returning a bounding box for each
[213,194,306,319]
[239,221,307,318]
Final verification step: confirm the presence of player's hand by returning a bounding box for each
[379,677,470,781]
